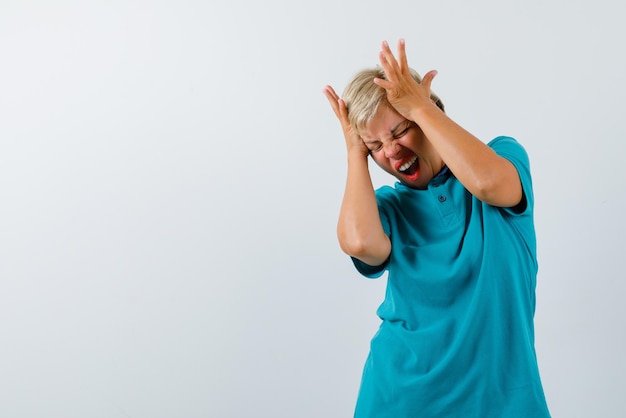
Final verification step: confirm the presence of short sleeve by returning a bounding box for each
[488,136,534,216]
[350,188,393,278]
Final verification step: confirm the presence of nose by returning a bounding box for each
[383,140,401,158]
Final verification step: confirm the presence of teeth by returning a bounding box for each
[399,156,417,172]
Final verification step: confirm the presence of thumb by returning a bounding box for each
[420,70,438,92]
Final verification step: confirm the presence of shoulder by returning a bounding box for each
[488,135,532,187]
[488,136,534,215]
[488,136,530,164]
[375,182,430,210]
[374,184,401,206]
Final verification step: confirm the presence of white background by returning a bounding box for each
[1,1,624,417]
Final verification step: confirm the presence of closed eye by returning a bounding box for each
[393,124,412,139]
[368,143,383,153]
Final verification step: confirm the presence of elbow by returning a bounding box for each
[337,227,390,265]
[472,174,499,201]
[468,157,523,207]
[337,231,369,259]
[472,173,522,207]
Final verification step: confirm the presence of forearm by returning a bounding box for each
[337,152,391,266]
[410,103,522,207]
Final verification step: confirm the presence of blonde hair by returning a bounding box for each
[342,67,444,136]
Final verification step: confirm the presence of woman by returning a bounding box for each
[323,39,550,417]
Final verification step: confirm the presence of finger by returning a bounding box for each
[322,88,338,110]
[331,94,350,124]
[323,87,342,118]
[397,38,409,72]
[377,50,392,75]
[380,40,395,61]
[338,98,354,125]
[420,70,438,93]
[378,52,398,86]
[336,99,356,134]
[379,40,400,78]
[323,85,339,102]
[372,76,393,90]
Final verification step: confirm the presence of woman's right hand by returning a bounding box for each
[323,85,370,157]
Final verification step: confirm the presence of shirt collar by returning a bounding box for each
[429,165,451,187]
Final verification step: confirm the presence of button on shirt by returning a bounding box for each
[351,136,550,417]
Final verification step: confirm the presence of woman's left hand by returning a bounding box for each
[374,39,438,121]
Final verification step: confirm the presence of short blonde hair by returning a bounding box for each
[342,67,444,136]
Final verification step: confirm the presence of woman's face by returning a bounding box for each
[360,104,444,189]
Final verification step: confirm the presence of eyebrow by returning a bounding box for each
[391,120,411,136]
[363,120,410,144]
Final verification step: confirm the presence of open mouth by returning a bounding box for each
[397,155,420,180]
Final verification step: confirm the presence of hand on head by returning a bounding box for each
[323,85,369,156]
[373,39,438,121]
[323,39,438,156]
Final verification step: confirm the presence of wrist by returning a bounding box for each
[408,100,441,124]
[346,145,370,160]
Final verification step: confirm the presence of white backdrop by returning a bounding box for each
[1,1,624,417]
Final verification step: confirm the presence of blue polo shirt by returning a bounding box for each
[352,136,550,417]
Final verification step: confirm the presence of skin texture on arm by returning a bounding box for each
[374,39,523,208]
[323,85,392,266]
